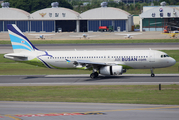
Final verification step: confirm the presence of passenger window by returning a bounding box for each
[164,55,166,57]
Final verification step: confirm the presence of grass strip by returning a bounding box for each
[0,85,179,105]
[0,50,179,75]
[0,39,179,45]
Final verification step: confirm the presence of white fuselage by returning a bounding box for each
[33,50,176,69]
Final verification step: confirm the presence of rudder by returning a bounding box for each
[7,24,38,53]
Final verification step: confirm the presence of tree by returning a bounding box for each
[4,0,73,13]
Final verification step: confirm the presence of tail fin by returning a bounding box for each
[7,24,38,53]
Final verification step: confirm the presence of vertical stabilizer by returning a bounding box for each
[7,24,38,53]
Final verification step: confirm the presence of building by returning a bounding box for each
[140,5,179,31]
[0,8,30,32]
[0,2,133,32]
[80,7,133,32]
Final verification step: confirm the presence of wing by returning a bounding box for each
[69,35,82,37]
[29,34,55,36]
[73,60,124,70]
[115,34,129,36]
[130,33,142,35]
[76,60,107,66]
[115,33,142,36]
[87,35,99,37]
[43,34,55,36]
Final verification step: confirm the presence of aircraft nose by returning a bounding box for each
[170,58,176,65]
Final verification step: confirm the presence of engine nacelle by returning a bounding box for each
[99,65,123,75]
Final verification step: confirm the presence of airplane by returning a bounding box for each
[161,32,179,38]
[69,33,98,39]
[4,24,176,78]
[115,33,142,39]
[28,34,55,39]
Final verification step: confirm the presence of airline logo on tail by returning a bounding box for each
[7,24,38,53]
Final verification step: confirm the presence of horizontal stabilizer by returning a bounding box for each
[4,53,27,61]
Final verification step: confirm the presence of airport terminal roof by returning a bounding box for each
[80,7,131,20]
[0,8,30,20]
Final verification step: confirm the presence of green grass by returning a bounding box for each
[0,85,179,105]
[1,39,179,45]
[0,50,179,75]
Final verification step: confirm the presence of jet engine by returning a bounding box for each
[99,65,123,75]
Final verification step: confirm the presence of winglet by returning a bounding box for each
[7,24,38,53]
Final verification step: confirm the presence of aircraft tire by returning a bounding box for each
[90,73,95,79]
[151,73,155,77]
[94,72,99,78]
[90,72,98,79]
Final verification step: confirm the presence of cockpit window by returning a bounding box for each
[161,54,169,58]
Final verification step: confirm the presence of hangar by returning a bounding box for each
[0,2,133,32]
[80,7,133,32]
[140,4,179,32]
[30,7,80,32]
[0,7,30,32]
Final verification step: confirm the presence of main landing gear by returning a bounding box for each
[150,69,155,77]
[90,72,99,79]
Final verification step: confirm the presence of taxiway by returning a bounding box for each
[0,74,179,86]
[0,101,179,120]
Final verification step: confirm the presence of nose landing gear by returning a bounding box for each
[150,69,155,77]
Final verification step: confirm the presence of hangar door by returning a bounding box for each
[3,21,15,32]
[88,20,99,32]
[114,20,126,31]
[80,20,87,32]
[0,21,3,32]
[88,20,126,32]
[55,20,76,32]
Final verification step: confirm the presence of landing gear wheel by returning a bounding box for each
[151,73,155,77]
[150,69,155,77]
[90,72,98,79]
[94,72,98,78]
[90,73,95,79]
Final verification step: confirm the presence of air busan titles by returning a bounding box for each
[4,24,176,78]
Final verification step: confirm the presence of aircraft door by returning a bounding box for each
[149,51,155,62]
